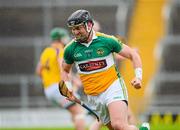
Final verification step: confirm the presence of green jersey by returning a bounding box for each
[64,32,123,95]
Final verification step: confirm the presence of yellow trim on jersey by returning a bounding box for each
[96,32,118,41]
[79,65,118,95]
[96,32,123,48]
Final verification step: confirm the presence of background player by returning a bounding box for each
[36,27,86,130]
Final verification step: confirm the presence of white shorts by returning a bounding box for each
[44,83,75,108]
[81,78,128,125]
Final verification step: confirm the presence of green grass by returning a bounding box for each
[0,127,108,130]
[0,128,107,130]
[1,124,180,130]
[151,124,180,130]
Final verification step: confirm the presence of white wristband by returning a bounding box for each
[135,68,142,80]
[65,81,73,91]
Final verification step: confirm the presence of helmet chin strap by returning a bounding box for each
[84,22,93,42]
[86,22,91,32]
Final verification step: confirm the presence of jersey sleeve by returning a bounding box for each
[109,36,123,53]
[63,45,74,64]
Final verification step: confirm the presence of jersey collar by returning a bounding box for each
[80,30,97,47]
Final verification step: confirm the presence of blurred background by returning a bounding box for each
[0,0,180,129]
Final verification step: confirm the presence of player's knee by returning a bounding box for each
[111,121,127,130]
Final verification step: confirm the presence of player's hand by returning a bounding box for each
[131,77,142,89]
[66,91,76,102]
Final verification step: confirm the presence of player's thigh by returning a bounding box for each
[108,100,128,123]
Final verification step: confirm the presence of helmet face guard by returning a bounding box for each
[67,19,85,28]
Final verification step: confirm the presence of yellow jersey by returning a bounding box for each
[40,44,64,88]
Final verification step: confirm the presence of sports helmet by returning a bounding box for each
[67,9,93,27]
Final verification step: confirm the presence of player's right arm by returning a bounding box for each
[61,43,77,101]
[61,42,75,82]
[61,60,77,102]
[61,60,73,81]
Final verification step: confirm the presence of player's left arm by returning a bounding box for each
[118,44,142,89]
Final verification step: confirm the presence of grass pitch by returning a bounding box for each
[0,124,180,130]
[0,127,108,130]
[0,128,87,130]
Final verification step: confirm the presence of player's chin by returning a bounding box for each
[76,35,87,41]
[75,35,83,40]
